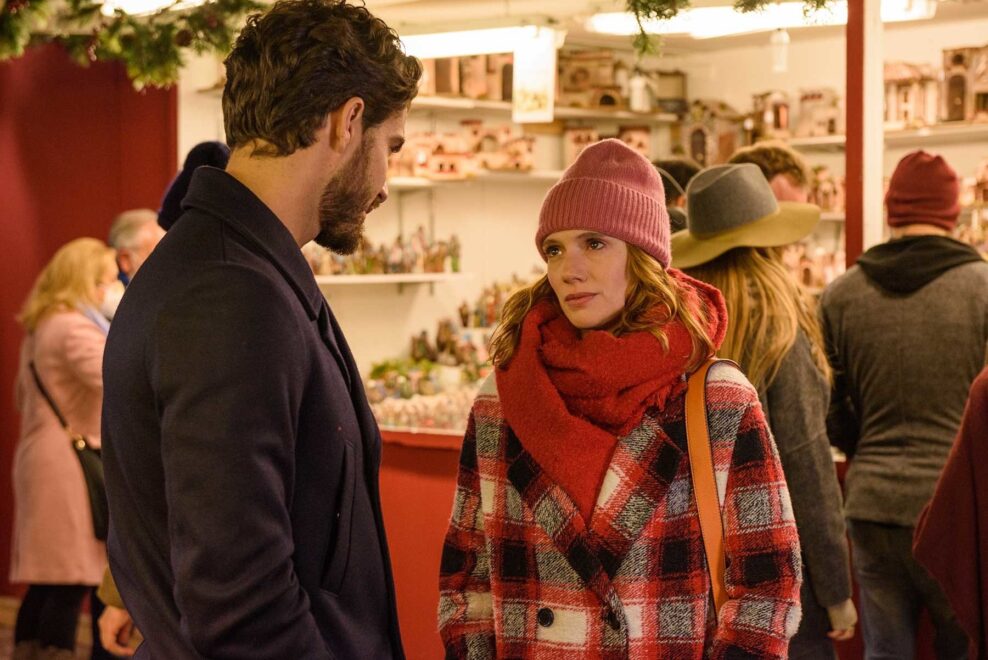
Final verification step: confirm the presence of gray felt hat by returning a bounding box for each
[671,163,820,269]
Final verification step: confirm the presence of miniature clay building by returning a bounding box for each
[884,62,939,128]
[942,44,988,122]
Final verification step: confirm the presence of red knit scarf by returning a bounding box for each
[495,269,727,522]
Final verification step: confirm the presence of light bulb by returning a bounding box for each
[770,28,790,73]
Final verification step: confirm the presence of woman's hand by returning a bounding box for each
[826,598,858,641]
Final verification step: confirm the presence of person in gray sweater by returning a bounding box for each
[821,150,988,660]
[674,162,856,659]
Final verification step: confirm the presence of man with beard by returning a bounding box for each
[99,1,421,657]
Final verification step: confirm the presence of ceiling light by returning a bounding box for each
[400,26,546,59]
[770,28,790,73]
[100,0,203,16]
[586,0,936,39]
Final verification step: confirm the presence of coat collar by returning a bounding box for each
[181,167,324,321]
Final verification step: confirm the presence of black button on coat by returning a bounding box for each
[537,608,554,627]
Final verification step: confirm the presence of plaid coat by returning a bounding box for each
[439,363,802,659]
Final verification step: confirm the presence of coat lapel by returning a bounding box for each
[589,411,687,576]
[504,430,619,610]
[315,301,353,394]
[504,409,688,610]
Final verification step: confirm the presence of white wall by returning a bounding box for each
[177,53,227,166]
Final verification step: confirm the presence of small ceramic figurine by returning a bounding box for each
[448,234,461,273]
[411,330,438,363]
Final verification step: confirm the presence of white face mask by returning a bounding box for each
[99,281,125,321]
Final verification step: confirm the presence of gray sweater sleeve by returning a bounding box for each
[763,332,853,608]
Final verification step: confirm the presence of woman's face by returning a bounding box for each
[543,229,629,331]
[93,260,121,305]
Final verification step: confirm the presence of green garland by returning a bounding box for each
[0,0,260,88]
[627,0,834,54]
[2,0,840,87]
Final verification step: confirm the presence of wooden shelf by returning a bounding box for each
[788,134,847,151]
[553,105,679,124]
[411,95,678,124]
[477,169,564,183]
[389,169,563,191]
[315,272,474,285]
[820,212,845,222]
[411,96,513,113]
[885,122,988,148]
[388,176,435,191]
[789,122,988,152]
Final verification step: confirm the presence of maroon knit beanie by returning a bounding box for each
[885,150,961,231]
[537,138,670,267]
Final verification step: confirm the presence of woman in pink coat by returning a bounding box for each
[11,238,121,660]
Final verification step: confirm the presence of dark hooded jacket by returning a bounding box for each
[820,234,988,526]
[856,235,982,294]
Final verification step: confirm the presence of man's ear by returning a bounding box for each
[116,253,133,279]
[329,97,365,152]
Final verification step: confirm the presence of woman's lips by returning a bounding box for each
[564,293,596,308]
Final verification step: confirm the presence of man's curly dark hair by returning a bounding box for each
[223,0,422,157]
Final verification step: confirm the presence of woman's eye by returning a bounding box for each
[587,239,605,250]
[545,246,561,257]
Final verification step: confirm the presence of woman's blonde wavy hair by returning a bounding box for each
[684,246,831,391]
[489,245,716,371]
[18,238,117,332]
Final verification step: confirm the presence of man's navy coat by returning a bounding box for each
[102,167,403,659]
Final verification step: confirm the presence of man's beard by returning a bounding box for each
[315,140,375,254]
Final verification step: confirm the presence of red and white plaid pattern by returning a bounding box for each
[439,363,802,659]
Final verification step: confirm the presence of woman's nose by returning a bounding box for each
[560,252,587,283]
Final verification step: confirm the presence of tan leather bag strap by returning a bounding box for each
[686,358,730,620]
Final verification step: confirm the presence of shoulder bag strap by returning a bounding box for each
[686,357,730,619]
[29,361,88,450]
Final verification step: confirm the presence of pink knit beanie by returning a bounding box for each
[537,138,670,267]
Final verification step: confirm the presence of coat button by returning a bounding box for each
[604,608,620,630]
[537,607,554,627]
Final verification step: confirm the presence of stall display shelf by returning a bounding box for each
[314,272,474,285]
[790,122,988,152]
[817,206,981,224]
[886,122,988,148]
[788,134,848,151]
[411,95,679,124]
[389,169,565,191]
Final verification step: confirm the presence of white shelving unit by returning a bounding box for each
[389,169,564,191]
[789,123,988,153]
[886,122,988,148]
[411,95,679,125]
[788,134,847,152]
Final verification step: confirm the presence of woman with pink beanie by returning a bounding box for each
[438,139,803,658]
